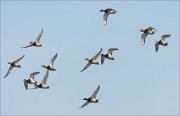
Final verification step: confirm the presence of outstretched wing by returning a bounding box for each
[50,53,58,66]
[92,48,102,60]
[24,81,28,90]
[42,70,49,84]
[14,55,25,63]
[36,28,43,42]
[161,34,171,41]
[30,72,40,79]
[91,85,100,98]
[155,42,159,52]
[101,54,105,65]
[103,13,109,25]
[108,48,118,55]
[141,33,148,46]
[3,66,14,78]
[21,44,33,48]
[80,101,90,108]
[80,63,91,72]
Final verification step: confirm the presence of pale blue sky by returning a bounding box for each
[1,1,179,115]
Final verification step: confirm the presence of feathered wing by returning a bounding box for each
[80,63,91,72]
[50,53,58,66]
[161,34,171,41]
[14,55,25,63]
[30,72,40,79]
[92,48,102,60]
[41,70,49,84]
[155,42,159,52]
[108,48,118,55]
[36,28,43,42]
[91,85,100,98]
[24,81,28,90]
[103,13,109,25]
[141,33,148,46]
[3,66,14,78]
[21,44,33,48]
[80,101,90,108]
[101,54,105,65]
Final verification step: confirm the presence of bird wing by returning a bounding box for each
[41,70,49,84]
[161,34,171,41]
[101,54,105,65]
[3,66,14,78]
[14,55,25,63]
[24,81,28,90]
[21,44,33,48]
[30,72,40,79]
[141,33,148,46]
[108,48,118,55]
[103,13,109,25]
[92,48,102,60]
[50,53,58,66]
[155,42,159,52]
[91,85,100,98]
[80,62,91,72]
[36,28,43,42]
[80,101,90,108]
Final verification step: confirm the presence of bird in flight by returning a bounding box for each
[23,71,40,90]
[21,28,43,48]
[80,48,102,72]
[3,55,25,78]
[155,34,171,52]
[101,48,118,65]
[140,27,157,46]
[41,53,58,71]
[99,8,117,25]
[80,85,100,108]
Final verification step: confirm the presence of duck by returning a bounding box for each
[33,70,50,89]
[21,28,43,48]
[3,55,25,78]
[101,48,118,65]
[155,34,171,52]
[41,53,58,71]
[80,48,102,72]
[99,8,117,25]
[140,27,157,46]
[23,72,40,90]
[80,85,100,108]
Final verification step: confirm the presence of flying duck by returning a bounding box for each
[23,72,40,90]
[80,85,100,108]
[80,48,102,72]
[34,70,49,89]
[99,8,117,25]
[140,27,157,46]
[155,34,171,52]
[41,53,58,71]
[101,48,118,65]
[3,55,25,78]
[21,28,43,48]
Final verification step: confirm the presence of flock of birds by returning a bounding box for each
[3,8,172,108]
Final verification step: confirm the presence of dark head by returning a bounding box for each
[47,86,50,89]
[99,9,105,12]
[139,29,145,32]
[39,44,42,47]
[18,65,21,68]
[8,62,11,65]
[29,41,33,44]
[83,98,88,100]
[85,58,89,61]
[164,43,168,46]
[95,99,99,103]
[112,57,115,60]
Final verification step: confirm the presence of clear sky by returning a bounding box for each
[1,1,179,115]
